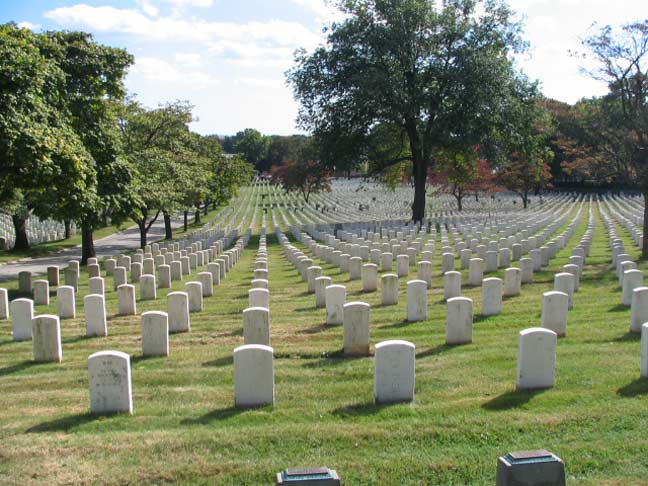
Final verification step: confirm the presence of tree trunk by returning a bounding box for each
[194,206,201,225]
[139,220,147,249]
[522,192,528,209]
[81,222,95,264]
[455,195,463,211]
[163,211,173,240]
[643,192,648,259]
[102,210,109,227]
[203,202,209,215]
[411,158,427,223]
[11,214,29,250]
[183,211,189,231]
[64,219,72,239]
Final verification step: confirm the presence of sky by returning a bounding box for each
[2,0,647,136]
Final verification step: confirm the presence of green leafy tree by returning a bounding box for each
[580,20,648,256]
[233,128,270,171]
[43,30,134,262]
[0,24,98,250]
[119,100,196,247]
[288,0,524,222]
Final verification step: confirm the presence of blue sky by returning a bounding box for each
[2,0,647,136]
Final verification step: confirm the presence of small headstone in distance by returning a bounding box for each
[496,450,565,486]
[276,467,341,486]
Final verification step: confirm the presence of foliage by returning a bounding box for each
[0,23,99,249]
[580,20,648,256]
[233,128,271,171]
[288,0,525,222]
[270,158,332,203]
[429,146,499,211]
[486,82,554,207]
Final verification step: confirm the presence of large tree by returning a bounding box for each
[43,30,134,262]
[0,24,98,250]
[288,0,524,222]
[580,20,648,257]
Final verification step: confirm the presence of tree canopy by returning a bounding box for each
[288,0,526,222]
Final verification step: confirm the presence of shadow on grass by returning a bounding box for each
[482,388,546,411]
[609,303,630,313]
[294,306,316,313]
[614,332,641,342]
[62,335,94,344]
[181,406,249,425]
[332,401,392,417]
[202,355,233,367]
[617,378,648,397]
[0,339,18,347]
[0,360,40,377]
[301,349,368,368]
[416,344,459,359]
[26,412,104,433]
[382,319,416,329]
[217,328,243,338]
[298,323,330,334]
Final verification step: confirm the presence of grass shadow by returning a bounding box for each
[0,339,19,347]
[293,306,316,313]
[482,388,546,411]
[301,349,369,368]
[332,401,393,417]
[609,303,630,313]
[382,319,416,329]
[614,332,641,342]
[202,355,233,367]
[26,412,105,433]
[0,360,40,377]
[617,378,648,397]
[298,323,330,334]
[181,406,248,425]
[416,344,459,359]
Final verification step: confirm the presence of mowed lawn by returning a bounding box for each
[0,206,647,485]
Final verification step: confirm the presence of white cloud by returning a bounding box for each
[136,0,159,16]
[45,5,321,59]
[174,52,203,67]
[17,21,40,31]
[291,0,347,25]
[129,56,216,88]
[236,77,286,88]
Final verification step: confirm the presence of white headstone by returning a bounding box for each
[32,280,49,306]
[141,311,169,357]
[32,315,62,362]
[248,288,269,309]
[88,350,133,414]
[89,277,105,296]
[443,271,461,300]
[117,284,137,316]
[0,288,8,320]
[343,301,370,356]
[326,284,346,325]
[167,291,190,333]
[56,285,75,319]
[631,286,648,333]
[315,276,331,308]
[374,340,415,404]
[381,274,399,306]
[541,291,568,337]
[243,307,270,346]
[84,294,107,337]
[481,277,502,316]
[234,344,274,408]
[446,297,473,345]
[516,327,557,390]
[406,280,428,322]
[11,298,33,341]
[186,282,203,312]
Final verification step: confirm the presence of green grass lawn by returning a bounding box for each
[0,205,647,485]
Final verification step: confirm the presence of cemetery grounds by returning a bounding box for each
[0,181,647,485]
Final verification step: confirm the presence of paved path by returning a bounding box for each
[0,218,182,282]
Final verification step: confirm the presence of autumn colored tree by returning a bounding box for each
[429,146,499,211]
[271,160,332,203]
